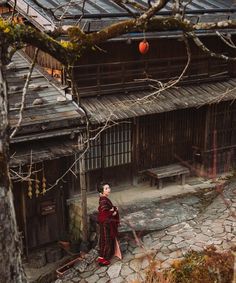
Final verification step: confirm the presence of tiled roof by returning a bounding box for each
[7,0,236,31]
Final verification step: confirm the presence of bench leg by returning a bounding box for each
[181,174,186,186]
[157,179,163,189]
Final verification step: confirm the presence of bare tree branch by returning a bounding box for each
[187,31,236,61]
[10,48,39,139]
[216,31,236,49]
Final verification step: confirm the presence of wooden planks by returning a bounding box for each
[146,164,190,179]
[81,77,236,124]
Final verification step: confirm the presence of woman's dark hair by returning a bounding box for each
[97,182,109,193]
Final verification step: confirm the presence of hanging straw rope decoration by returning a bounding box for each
[28,166,33,199]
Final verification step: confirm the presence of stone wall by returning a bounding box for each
[68,201,96,243]
[69,202,84,241]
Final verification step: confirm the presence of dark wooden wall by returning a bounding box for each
[136,107,207,171]
[134,102,236,175]
[24,36,231,97]
[227,35,236,77]
[75,102,236,190]
[86,164,132,192]
[203,101,236,173]
[13,158,69,250]
[77,36,225,64]
[71,36,229,96]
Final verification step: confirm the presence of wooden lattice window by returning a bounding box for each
[85,135,102,171]
[85,123,131,171]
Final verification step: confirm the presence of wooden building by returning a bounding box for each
[8,51,85,253]
[3,0,236,249]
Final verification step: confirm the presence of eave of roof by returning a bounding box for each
[81,78,236,124]
[10,137,82,167]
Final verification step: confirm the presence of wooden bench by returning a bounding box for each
[142,164,190,189]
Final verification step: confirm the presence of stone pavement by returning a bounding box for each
[55,182,236,283]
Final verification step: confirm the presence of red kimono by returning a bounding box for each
[97,196,120,260]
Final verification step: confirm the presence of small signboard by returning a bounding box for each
[40,200,56,215]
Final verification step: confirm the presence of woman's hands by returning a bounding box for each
[110,206,118,215]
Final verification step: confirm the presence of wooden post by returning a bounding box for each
[212,129,217,181]
[203,107,210,174]
[78,135,88,243]
[21,186,29,259]
[132,117,139,185]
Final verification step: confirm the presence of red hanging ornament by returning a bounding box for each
[139,40,149,54]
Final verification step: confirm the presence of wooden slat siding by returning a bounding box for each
[131,118,137,182]
[72,37,227,94]
[24,45,62,73]
[137,108,206,171]
[72,55,228,97]
[203,101,236,173]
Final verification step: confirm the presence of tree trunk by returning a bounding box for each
[0,51,26,282]
[79,148,88,243]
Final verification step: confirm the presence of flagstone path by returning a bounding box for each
[55,183,236,283]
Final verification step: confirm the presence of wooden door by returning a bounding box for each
[23,159,66,249]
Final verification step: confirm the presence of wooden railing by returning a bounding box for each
[72,56,229,97]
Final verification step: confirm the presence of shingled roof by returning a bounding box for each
[81,78,236,124]
[8,51,85,166]
[8,51,84,142]
[7,0,236,32]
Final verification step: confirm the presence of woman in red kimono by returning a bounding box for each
[97,182,122,266]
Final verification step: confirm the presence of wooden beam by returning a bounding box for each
[78,137,88,243]
[131,117,138,185]
[21,185,29,258]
